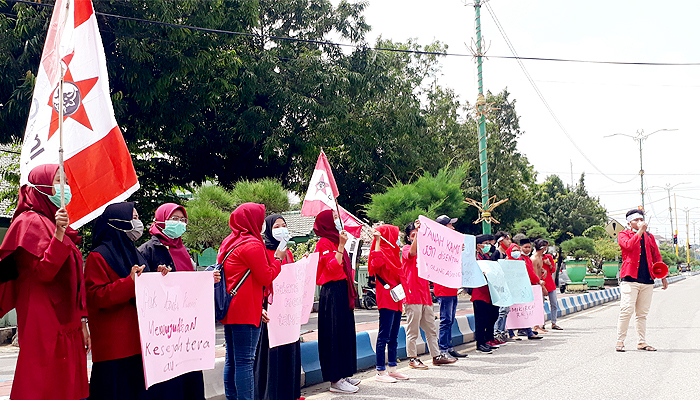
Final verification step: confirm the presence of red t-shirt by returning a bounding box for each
[433,283,458,297]
[542,254,557,292]
[315,237,348,285]
[471,250,491,303]
[369,250,403,311]
[400,245,432,305]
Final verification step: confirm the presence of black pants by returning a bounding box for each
[473,300,500,346]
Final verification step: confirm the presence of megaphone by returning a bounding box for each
[652,262,669,279]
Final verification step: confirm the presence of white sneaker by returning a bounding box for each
[344,377,361,386]
[330,379,359,393]
[388,371,409,380]
[375,372,398,383]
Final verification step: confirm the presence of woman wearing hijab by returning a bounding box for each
[84,202,150,399]
[505,242,543,341]
[219,203,283,400]
[367,225,408,383]
[0,164,88,400]
[138,203,218,399]
[254,214,304,400]
[313,209,360,394]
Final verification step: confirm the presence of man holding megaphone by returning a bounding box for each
[615,209,668,353]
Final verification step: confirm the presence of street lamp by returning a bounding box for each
[605,129,678,210]
[649,182,688,255]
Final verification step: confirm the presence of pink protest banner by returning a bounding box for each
[135,272,215,389]
[267,253,319,347]
[505,285,545,330]
[416,215,464,289]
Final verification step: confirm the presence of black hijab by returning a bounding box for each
[92,202,148,278]
[263,214,285,251]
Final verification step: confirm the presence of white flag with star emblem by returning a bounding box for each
[20,0,139,228]
[301,150,340,217]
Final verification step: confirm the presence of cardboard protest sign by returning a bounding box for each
[498,259,535,304]
[135,272,215,388]
[461,235,487,288]
[477,260,513,307]
[416,215,464,288]
[505,285,545,329]
[267,253,319,347]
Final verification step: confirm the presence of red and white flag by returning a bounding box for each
[301,151,362,237]
[20,0,138,228]
[301,151,340,217]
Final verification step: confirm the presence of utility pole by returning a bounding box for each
[686,209,691,264]
[474,0,490,234]
[674,193,679,257]
[605,129,677,210]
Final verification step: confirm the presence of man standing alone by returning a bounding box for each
[616,209,668,352]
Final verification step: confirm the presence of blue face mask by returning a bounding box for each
[511,250,521,259]
[482,244,491,253]
[334,218,342,232]
[162,220,187,239]
[29,183,72,207]
[396,238,402,248]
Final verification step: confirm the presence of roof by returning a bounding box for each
[280,210,316,238]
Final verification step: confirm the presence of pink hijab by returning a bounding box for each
[149,203,193,271]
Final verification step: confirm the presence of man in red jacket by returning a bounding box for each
[615,209,668,353]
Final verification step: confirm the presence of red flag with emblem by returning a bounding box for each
[20,0,138,228]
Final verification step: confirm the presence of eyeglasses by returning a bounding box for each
[167,216,188,224]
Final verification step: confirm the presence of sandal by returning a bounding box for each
[637,344,657,351]
[551,324,563,330]
[615,343,625,352]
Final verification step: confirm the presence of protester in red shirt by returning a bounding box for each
[0,164,88,400]
[85,202,149,399]
[313,209,360,394]
[615,209,667,353]
[471,234,501,353]
[400,221,452,369]
[218,203,283,400]
[531,239,563,331]
[254,214,304,400]
[368,225,409,382]
[506,241,543,340]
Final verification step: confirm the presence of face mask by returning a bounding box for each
[511,250,521,259]
[396,239,402,248]
[482,244,491,253]
[109,219,144,241]
[271,227,289,242]
[522,250,531,256]
[334,218,342,232]
[631,228,639,233]
[162,220,187,239]
[29,183,72,207]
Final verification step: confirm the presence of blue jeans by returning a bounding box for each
[224,323,261,400]
[376,309,402,371]
[437,296,458,352]
[495,306,509,334]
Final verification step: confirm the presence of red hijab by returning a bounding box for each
[367,225,400,277]
[149,203,193,271]
[505,243,521,260]
[313,209,357,309]
[217,203,265,263]
[0,164,85,318]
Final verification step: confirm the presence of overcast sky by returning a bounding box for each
[336,0,700,245]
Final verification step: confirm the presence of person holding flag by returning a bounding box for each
[0,164,89,400]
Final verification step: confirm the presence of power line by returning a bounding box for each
[7,0,700,67]
[484,3,635,185]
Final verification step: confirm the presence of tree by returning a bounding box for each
[512,218,550,242]
[364,164,468,229]
[230,178,290,214]
[560,236,596,260]
[182,185,237,252]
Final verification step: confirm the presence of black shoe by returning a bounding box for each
[449,349,468,358]
[528,335,543,340]
[477,344,493,353]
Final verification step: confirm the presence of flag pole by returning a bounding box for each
[58,63,66,209]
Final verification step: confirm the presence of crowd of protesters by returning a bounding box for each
[0,164,668,399]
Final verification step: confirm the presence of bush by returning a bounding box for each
[560,236,596,260]
[364,164,468,228]
[231,178,290,214]
[182,185,236,252]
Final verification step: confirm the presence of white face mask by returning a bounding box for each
[334,218,342,232]
[511,250,521,259]
[271,227,290,241]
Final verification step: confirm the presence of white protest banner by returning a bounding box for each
[416,215,464,288]
[498,259,535,304]
[135,272,215,389]
[477,260,513,307]
[505,285,545,329]
[267,253,319,347]
[461,235,487,288]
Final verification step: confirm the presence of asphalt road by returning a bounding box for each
[302,275,700,400]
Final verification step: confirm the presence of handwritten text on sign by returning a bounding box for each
[136,272,215,389]
[477,260,513,307]
[267,253,319,348]
[416,215,464,288]
[505,285,544,329]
